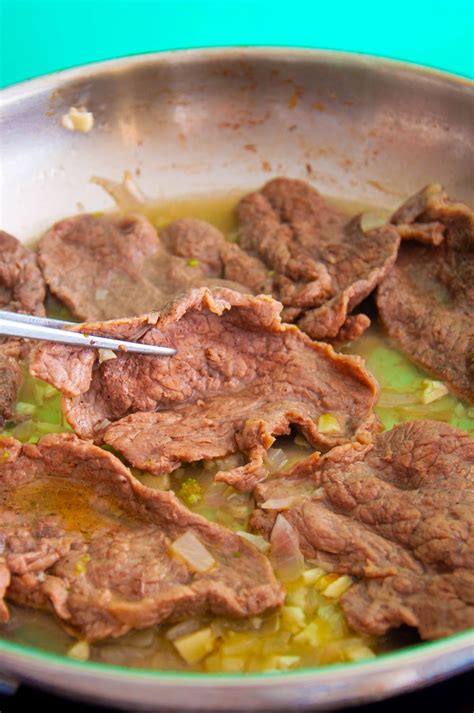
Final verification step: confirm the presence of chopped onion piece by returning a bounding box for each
[265,447,288,472]
[360,211,389,232]
[345,642,376,661]
[261,497,295,511]
[43,384,58,399]
[170,531,215,572]
[272,655,300,670]
[95,288,109,301]
[15,401,36,416]
[293,620,323,647]
[98,348,117,364]
[91,171,146,211]
[61,107,94,133]
[165,619,201,641]
[323,574,353,598]
[67,640,90,660]
[139,472,170,491]
[317,413,340,434]
[294,434,311,448]
[236,531,270,552]
[281,605,306,632]
[420,379,448,404]
[173,627,216,664]
[270,514,305,582]
[302,567,325,585]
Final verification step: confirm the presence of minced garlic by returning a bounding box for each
[61,107,94,133]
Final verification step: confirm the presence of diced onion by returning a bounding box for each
[345,642,376,661]
[95,289,109,301]
[293,620,324,647]
[317,413,341,434]
[270,655,300,670]
[270,515,305,582]
[261,497,295,511]
[15,402,36,416]
[420,379,448,404]
[173,627,216,664]
[360,211,389,232]
[139,472,170,491]
[265,447,288,472]
[281,606,306,633]
[125,628,156,649]
[170,531,215,573]
[61,107,94,133]
[91,171,146,211]
[98,348,117,364]
[323,574,353,598]
[165,619,201,641]
[236,531,270,553]
[302,567,325,585]
[67,640,90,660]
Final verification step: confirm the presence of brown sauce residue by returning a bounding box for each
[4,478,127,534]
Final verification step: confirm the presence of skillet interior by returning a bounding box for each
[0,48,473,711]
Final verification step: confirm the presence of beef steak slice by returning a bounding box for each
[236,178,401,342]
[0,230,46,316]
[0,433,284,641]
[0,354,22,424]
[252,420,474,640]
[38,214,254,322]
[0,230,46,359]
[377,184,474,403]
[30,288,379,491]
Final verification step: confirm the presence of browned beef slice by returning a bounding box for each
[30,288,379,491]
[236,178,401,341]
[0,230,46,358]
[252,420,474,640]
[377,185,474,404]
[160,218,226,274]
[0,231,45,316]
[38,214,250,322]
[0,354,21,423]
[0,433,283,641]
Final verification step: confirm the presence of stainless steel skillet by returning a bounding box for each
[0,47,473,710]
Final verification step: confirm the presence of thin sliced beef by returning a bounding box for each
[252,420,474,640]
[377,185,474,403]
[38,214,253,322]
[0,230,46,358]
[0,354,22,424]
[0,230,45,316]
[0,433,283,641]
[30,288,379,491]
[236,178,401,342]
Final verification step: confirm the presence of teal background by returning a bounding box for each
[0,0,473,87]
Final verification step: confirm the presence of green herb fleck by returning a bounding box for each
[178,477,203,506]
[187,258,200,268]
[75,553,91,576]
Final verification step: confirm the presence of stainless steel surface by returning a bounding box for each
[0,311,176,355]
[0,47,473,710]
[0,310,72,327]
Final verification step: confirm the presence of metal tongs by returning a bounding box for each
[0,311,176,356]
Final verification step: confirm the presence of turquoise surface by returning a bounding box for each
[1,0,473,87]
